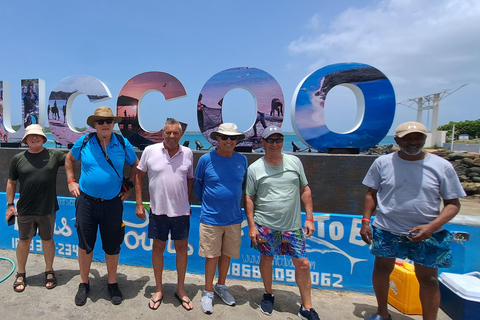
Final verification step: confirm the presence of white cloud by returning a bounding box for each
[288,0,480,130]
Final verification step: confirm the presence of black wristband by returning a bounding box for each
[7,203,15,207]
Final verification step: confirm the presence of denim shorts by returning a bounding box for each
[251,224,306,259]
[371,226,453,268]
[148,214,190,242]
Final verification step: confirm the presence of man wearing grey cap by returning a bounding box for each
[360,121,466,320]
[245,125,320,320]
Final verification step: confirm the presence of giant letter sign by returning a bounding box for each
[117,71,188,149]
[0,81,10,142]
[49,75,112,146]
[198,67,284,150]
[2,63,395,150]
[292,63,395,152]
[1,79,45,143]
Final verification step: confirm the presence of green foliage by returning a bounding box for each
[438,119,480,139]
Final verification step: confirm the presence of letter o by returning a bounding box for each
[198,67,284,150]
[292,63,395,152]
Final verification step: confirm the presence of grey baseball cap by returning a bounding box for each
[262,126,283,139]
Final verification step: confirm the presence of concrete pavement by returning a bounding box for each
[0,248,453,320]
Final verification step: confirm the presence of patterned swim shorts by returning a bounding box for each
[371,226,453,268]
[251,224,306,259]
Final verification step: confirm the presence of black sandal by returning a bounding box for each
[45,270,57,289]
[13,272,26,292]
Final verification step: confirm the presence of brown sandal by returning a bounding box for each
[13,272,26,292]
[45,270,57,289]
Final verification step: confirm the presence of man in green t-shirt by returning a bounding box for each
[6,124,66,293]
[245,126,320,320]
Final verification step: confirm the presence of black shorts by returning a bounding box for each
[148,213,190,242]
[75,194,124,255]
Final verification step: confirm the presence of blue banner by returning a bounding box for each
[2,194,478,294]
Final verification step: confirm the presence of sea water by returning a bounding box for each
[44,132,395,151]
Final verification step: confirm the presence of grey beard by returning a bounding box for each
[400,145,424,156]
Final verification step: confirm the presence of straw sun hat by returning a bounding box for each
[86,106,122,127]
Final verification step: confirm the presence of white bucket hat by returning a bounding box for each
[22,124,47,144]
[210,123,246,140]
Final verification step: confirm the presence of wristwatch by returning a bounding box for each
[7,203,15,207]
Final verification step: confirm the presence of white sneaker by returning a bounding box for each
[201,290,214,314]
[214,283,236,306]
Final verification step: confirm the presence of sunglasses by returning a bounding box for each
[96,119,113,125]
[218,135,238,141]
[264,138,284,144]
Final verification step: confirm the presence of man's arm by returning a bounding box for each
[135,169,146,221]
[244,194,260,245]
[65,152,80,198]
[409,198,461,242]
[360,188,377,245]
[119,158,139,201]
[5,179,17,222]
[300,185,315,237]
[187,177,193,202]
[193,160,204,202]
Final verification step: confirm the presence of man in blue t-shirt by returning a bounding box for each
[194,123,247,314]
[65,107,138,307]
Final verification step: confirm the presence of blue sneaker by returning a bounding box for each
[298,306,320,320]
[260,293,274,315]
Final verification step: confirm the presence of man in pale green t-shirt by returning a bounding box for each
[245,126,320,320]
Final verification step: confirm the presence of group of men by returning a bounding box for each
[5,105,465,320]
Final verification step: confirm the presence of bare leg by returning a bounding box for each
[259,254,274,294]
[105,253,119,284]
[204,256,219,292]
[42,239,56,288]
[174,239,193,309]
[292,257,313,309]
[414,263,440,320]
[15,239,32,290]
[217,254,231,286]
[371,257,396,319]
[150,239,166,308]
[78,249,93,284]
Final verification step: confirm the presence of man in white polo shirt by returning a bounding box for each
[135,118,194,311]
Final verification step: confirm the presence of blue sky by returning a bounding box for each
[1,0,479,135]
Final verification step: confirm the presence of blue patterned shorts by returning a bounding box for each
[371,226,453,268]
[251,224,306,259]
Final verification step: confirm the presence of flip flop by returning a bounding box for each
[148,296,163,310]
[45,270,57,289]
[13,272,26,293]
[175,292,193,311]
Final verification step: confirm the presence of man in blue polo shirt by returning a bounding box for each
[65,106,138,306]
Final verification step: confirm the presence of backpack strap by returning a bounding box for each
[79,132,96,154]
[79,132,126,154]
